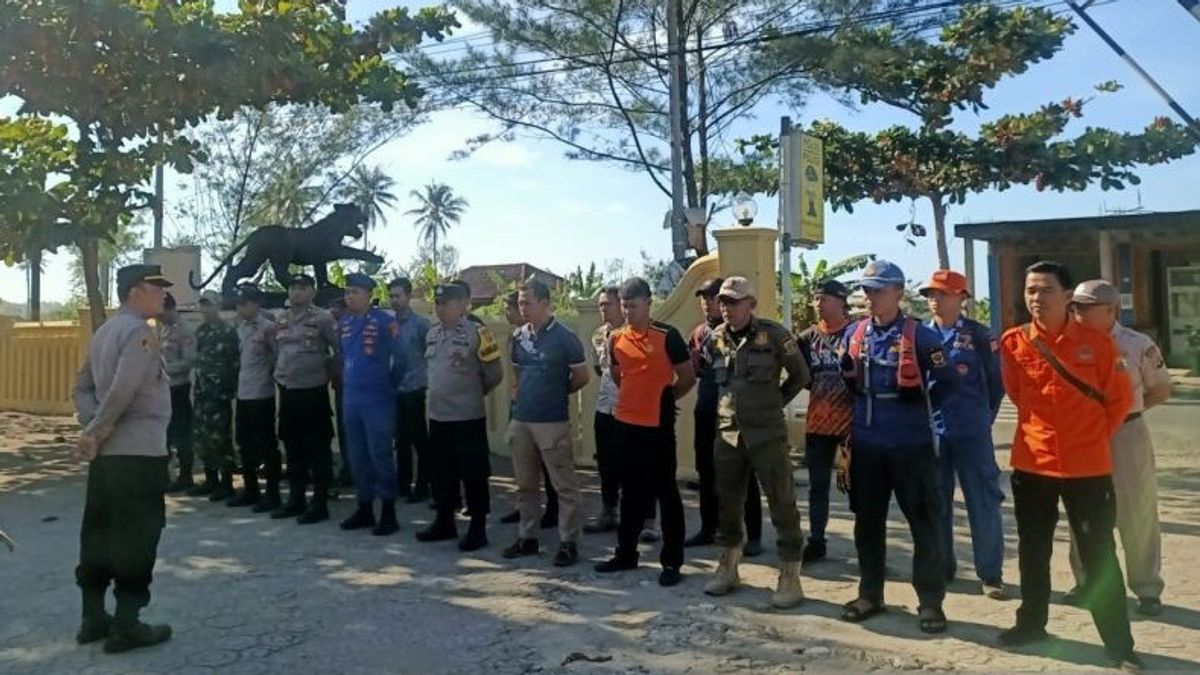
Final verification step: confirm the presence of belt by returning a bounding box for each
[1124,412,1142,424]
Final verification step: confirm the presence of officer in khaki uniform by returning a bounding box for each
[72,264,174,653]
[1069,279,1172,616]
[416,282,504,551]
[702,277,812,608]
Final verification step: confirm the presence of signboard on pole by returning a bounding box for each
[779,131,825,246]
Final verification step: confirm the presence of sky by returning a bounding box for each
[3,0,1200,307]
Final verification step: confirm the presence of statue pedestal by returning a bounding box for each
[144,246,202,307]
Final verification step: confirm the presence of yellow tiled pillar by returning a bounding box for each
[713,226,779,319]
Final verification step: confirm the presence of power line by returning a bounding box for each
[1065,0,1200,141]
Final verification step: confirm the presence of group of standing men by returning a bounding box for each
[71,256,1171,666]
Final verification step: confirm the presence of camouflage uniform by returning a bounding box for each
[192,318,240,471]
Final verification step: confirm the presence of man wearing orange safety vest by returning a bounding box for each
[996,261,1139,670]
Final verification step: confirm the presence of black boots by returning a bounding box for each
[76,589,111,644]
[271,484,307,519]
[340,502,376,531]
[227,468,259,507]
[186,470,218,497]
[253,479,282,514]
[373,501,399,536]
[416,511,458,542]
[457,517,488,552]
[297,486,329,524]
[209,468,234,503]
[103,603,171,654]
[165,473,194,493]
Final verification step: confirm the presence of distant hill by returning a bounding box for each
[0,297,77,321]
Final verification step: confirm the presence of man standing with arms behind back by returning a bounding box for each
[73,264,174,653]
[389,277,434,504]
[228,284,281,512]
[583,286,623,534]
[160,293,196,493]
[997,261,1138,669]
[188,291,240,503]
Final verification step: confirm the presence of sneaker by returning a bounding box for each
[502,538,540,559]
[801,540,827,563]
[552,542,579,567]
[742,540,764,558]
[76,614,112,644]
[997,624,1048,647]
[683,531,715,548]
[103,622,172,654]
[1106,649,1145,672]
[982,578,1007,600]
[594,556,638,574]
[658,567,683,587]
[1136,597,1162,616]
[499,510,520,524]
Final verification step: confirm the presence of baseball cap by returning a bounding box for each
[116,264,172,297]
[289,273,316,288]
[235,284,262,304]
[814,279,849,299]
[695,278,725,298]
[1072,279,1120,306]
[920,270,971,298]
[717,276,756,301]
[434,283,469,302]
[199,290,222,306]
[345,273,375,291]
[860,260,905,289]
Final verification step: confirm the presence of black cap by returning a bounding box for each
[235,284,262,304]
[117,264,172,297]
[450,279,472,296]
[289,273,316,288]
[814,279,849,299]
[434,283,469,302]
[696,278,725,298]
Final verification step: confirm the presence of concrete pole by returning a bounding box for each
[779,116,794,330]
[1099,229,1115,282]
[963,237,976,317]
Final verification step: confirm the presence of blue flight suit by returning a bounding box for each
[340,308,404,504]
[929,317,1006,583]
[842,315,957,608]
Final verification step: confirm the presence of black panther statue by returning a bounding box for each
[189,203,384,295]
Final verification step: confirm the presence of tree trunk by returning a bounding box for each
[81,237,107,332]
[693,22,710,256]
[432,230,439,279]
[28,248,42,322]
[930,195,950,270]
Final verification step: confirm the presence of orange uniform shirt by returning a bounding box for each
[1000,319,1133,478]
[610,322,691,428]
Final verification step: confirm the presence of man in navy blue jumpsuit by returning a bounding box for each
[839,260,957,634]
[337,273,404,537]
[921,270,1006,599]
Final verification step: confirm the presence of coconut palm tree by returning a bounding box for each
[405,182,468,276]
[249,165,322,228]
[348,164,398,249]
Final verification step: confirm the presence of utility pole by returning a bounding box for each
[1177,0,1200,24]
[153,160,164,249]
[779,116,794,332]
[666,0,688,263]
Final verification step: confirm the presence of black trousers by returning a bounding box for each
[614,420,685,569]
[805,433,842,543]
[849,442,946,608]
[1012,470,1134,654]
[430,418,491,518]
[334,386,350,481]
[76,456,168,618]
[236,398,280,481]
[593,412,621,510]
[167,384,193,476]
[694,407,762,541]
[279,385,334,493]
[395,389,432,495]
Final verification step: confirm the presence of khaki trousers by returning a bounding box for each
[509,420,582,544]
[714,434,804,561]
[1069,416,1164,600]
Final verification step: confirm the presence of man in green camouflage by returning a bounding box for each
[187,290,240,502]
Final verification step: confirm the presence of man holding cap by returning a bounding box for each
[685,277,763,556]
[838,260,955,633]
[73,264,174,652]
[272,273,341,524]
[160,292,197,493]
[416,281,504,551]
[702,276,810,607]
[188,290,240,503]
[796,279,853,564]
[920,270,1006,599]
[997,261,1137,667]
[228,284,281,511]
[338,273,404,536]
[1069,279,1171,617]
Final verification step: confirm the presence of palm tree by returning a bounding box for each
[249,165,322,228]
[348,165,398,249]
[405,182,468,276]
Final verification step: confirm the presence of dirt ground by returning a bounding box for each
[2,397,1200,674]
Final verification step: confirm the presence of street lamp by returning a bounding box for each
[733,191,757,226]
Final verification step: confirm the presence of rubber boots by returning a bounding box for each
[704,547,743,596]
[771,561,805,609]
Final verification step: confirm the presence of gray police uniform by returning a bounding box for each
[708,317,810,561]
[426,315,504,520]
[72,307,171,624]
[160,317,195,480]
[274,304,340,515]
[236,309,280,497]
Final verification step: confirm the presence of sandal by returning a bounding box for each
[841,597,885,623]
[918,605,947,634]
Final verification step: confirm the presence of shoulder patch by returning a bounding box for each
[930,349,947,367]
[781,334,799,356]
[477,324,501,363]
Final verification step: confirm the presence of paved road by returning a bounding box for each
[1,400,1199,674]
